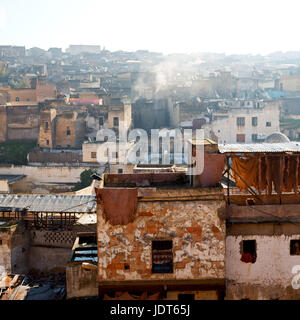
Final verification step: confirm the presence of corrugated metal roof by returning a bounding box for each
[219,142,300,153]
[0,175,26,184]
[0,195,96,213]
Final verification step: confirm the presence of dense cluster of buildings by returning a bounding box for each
[1,45,300,300]
[1,137,300,300]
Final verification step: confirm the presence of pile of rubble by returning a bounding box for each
[0,273,66,300]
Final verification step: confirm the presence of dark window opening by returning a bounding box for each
[91,152,97,159]
[45,122,49,130]
[152,240,173,274]
[266,122,271,127]
[67,127,71,136]
[15,97,20,102]
[112,152,119,159]
[241,240,256,263]
[290,240,300,255]
[178,294,195,301]
[124,264,130,270]
[252,134,258,142]
[118,168,123,174]
[113,117,119,127]
[237,117,245,126]
[0,239,2,245]
[46,139,49,146]
[252,117,258,127]
[99,117,104,126]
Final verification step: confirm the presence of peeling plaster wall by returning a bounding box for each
[97,195,226,282]
[226,232,300,300]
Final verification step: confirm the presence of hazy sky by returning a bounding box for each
[1,0,300,55]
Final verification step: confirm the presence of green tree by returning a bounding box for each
[72,169,97,191]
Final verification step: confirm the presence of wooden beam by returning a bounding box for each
[258,157,262,196]
[296,156,299,195]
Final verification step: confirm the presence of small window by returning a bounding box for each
[91,152,97,159]
[46,139,49,146]
[252,134,258,142]
[112,152,119,159]
[45,122,49,130]
[152,240,173,274]
[26,98,30,102]
[236,134,245,143]
[99,117,104,126]
[0,239,2,245]
[237,117,245,126]
[113,117,119,127]
[241,240,256,263]
[15,97,20,102]
[266,122,271,127]
[118,168,123,174]
[66,127,71,136]
[290,240,300,255]
[252,117,258,127]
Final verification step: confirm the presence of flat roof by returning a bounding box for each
[219,142,300,153]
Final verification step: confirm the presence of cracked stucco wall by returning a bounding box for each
[97,198,226,282]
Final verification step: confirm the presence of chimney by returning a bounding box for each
[188,139,225,188]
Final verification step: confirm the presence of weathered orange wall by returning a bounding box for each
[97,188,226,282]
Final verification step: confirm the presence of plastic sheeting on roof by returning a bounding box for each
[219,142,300,153]
[0,195,96,213]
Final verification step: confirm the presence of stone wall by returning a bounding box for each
[6,105,40,142]
[54,113,86,149]
[97,188,226,282]
[66,263,98,299]
[0,222,30,275]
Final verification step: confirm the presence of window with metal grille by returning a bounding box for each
[91,152,97,159]
[152,240,173,274]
